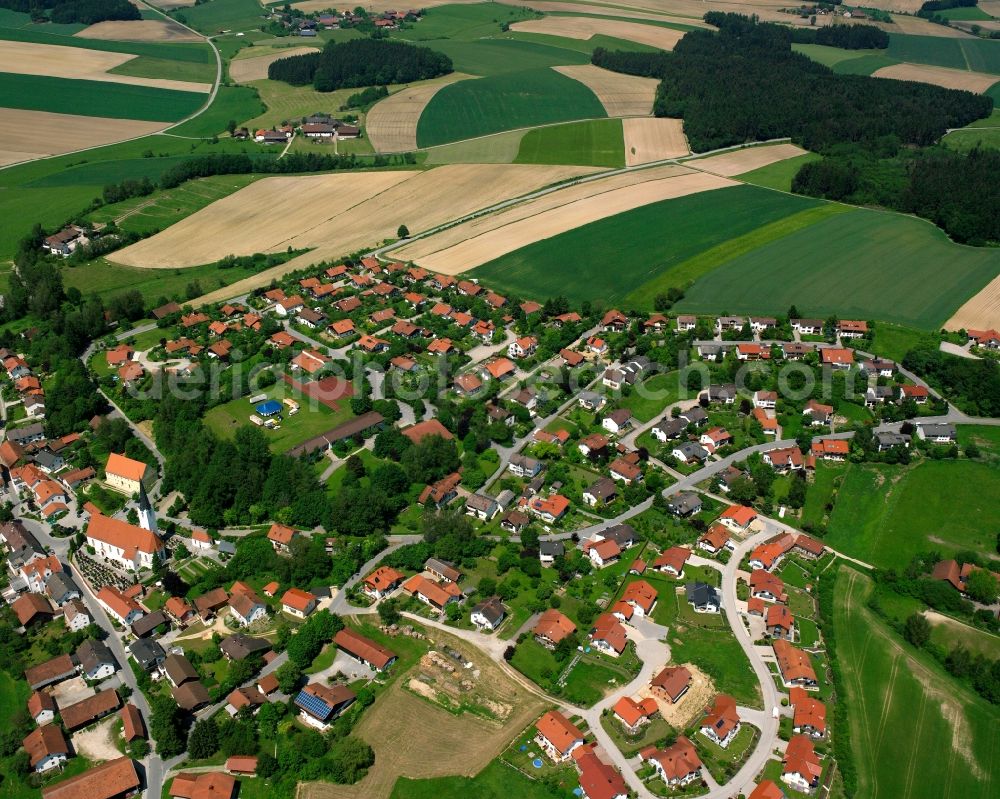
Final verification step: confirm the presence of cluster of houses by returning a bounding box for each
[252,114,361,145]
[266,6,422,36]
[3,347,47,420]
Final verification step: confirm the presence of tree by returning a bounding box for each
[965,568,999,604]
[445,602,462,621]
[188,718,220,759]
[397,224,409,238]
[377,598,401,626]
[904,613,931,648]
[257,752,279,778]
[275,660,303,694]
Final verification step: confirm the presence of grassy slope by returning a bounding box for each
[822,460,1000,567]
[0,73,204,121]
[416,68,607,147]
[472,184,817,306]
[677,208,1000,330]
[514,118,624,167]
[833,567,998,799]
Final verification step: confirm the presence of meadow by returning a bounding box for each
[738,151,822,191]
[820,460,1000,567]
[833,567,998,799]
[471,184,818,305]
[514,118,624,167]
[415,68,607,147]
[677,208,1000,330]
[169,85,265,137]
[0,73,205,121]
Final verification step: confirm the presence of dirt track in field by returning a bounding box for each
[687,143,806,176]
[511,15,685,50]
[0,40,210,92]
[75,19,203,42]
[365,73,473,153]
[623,117,688,165]
[407,169,735,275]
[0,109,166,167]
[945,272,1000,331]
[553,64,658,117]
[229,46,320,84]
[873,63,1000,94]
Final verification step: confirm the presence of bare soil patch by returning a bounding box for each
[366,73,473,153]
[396,163,692,262]
[688,142,806,176]
[553,64,658,117]
[511,15,684,50]
[411,170,735,274]
[636,662,714,729]
[873,63,999,94]
[301,629,545,799]
[945,271,1000,331]
[229,46,320,84]
[71,716,121,763]
[0,40,210,92]
[623,117,688,165]
[75,19,203,42]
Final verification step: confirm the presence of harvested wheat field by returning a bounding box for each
[424,129,527,164]
[553,64,658,117]
[508,1,713,27]
[873,63,1000,94]
[0,40,210,93]
[75,19,203,42]
[0,109,165,167]
[689,142,806,176]
[623,117,688,165]
[292,0,468,10]
[511,15,684,50]
[397,163,691,261]
[229,46,319,84]
[405,170,735,275]
[366,74,473,152]
[113,163,592,266]
[886,13,975,36]
[945,272,1000,331]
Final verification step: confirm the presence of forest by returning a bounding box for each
[267,38,452,92]
[787,21,889,49]
[0,0,139,23]
[902,346,1000,417]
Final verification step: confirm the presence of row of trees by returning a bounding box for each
[787,21,890,49]
[268,39,452,91]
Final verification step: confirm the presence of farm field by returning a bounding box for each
[420,37,591,77]
[203,384,352,453]
[738,151,822,191]
[366,73,473,153]
[468,183,816,305]
[885,32,1000,74]
[0,73,205,121]
[552,64,658,116]
[791,42,890,68]
[509,14,685,50]
[677,207,1000,330]
[831,53,899,75]
[243,79,350,132]
[872,62,1000,93]
[172,0,268,35]
[415,68,607,147]
[160,84,264,137]
[76,19,203,42]
[622,117,688,165]
[514,118,624,166]
[423,129,527,163]
[228,45,319,83]
[833,567,998,799]
[943,125,1000,152]
[945,267,1000,331]
[412,169,735,275]
[685,143,807,176]
[820,460,1000,567]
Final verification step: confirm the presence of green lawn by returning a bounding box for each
[170,85,265,137]
[886,32,1000,75]
[416,68,607,147]
[0,73,205,121]
[514,118,625,168]
[677,208,1000,330]
[667,624,762,709]
[617,370,695,422]
[868,323,937,362]
[738,152,822,192]
[472,184,818,306]
[833,567,999,799]
[203,383,353,453]
[600,711,675,757]
[822,460,1000,567]
[390,760,563,799]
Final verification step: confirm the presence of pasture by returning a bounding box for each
[821,461,1000,567]
[469,184,814,305]
[677,208,1000,330]
[514,118,624,167]
[170,85,265,137]
[0,72,204,121]
[415,68,607,147]
[833,567,998,799]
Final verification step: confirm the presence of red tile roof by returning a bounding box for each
[533,608,576,644]
[535,710,583,755]
[42,759,140,799]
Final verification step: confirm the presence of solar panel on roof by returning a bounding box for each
[294,690,332,720]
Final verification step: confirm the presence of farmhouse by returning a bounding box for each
[535,710,584,761]
[169,772,237,799]
[77,638,117,680]
[651,665,691,703]
[23,725,68,773]
[41,757,140,799]
[25,654,76,690]
[228,584,267,627]
[773,639,817,687]
[700,693,741,747]
[334,628,396,671]
[61,688,121,732]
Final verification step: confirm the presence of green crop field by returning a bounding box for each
[886,33,1000,75]
[0,7,85,34]
[514,118,624,167]
[939,6,993,20]
[792,43,889,68]
[176,0,268,35]
[0,21,215,63]
[0,73,204,121]
[820,461,1000,567]
[472,184,820,306]
[390,761,562,799]
[420,37,591,76]
[831,53,899,75]
[170,85,265,137]
[424,129,527,163]
[416,68,606,147]
[833,567,998,799]
[738,152,821,191]
[109,55,216,84]
[677,208,1000,329]
[509,31,658,55]
[26,156,195,188]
